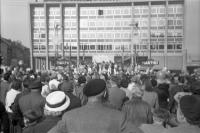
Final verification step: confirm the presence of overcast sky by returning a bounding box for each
[1,0,33,48]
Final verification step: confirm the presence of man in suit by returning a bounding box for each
[18,78,45,126]
[48,79,138,133]
[0,72,10,105]
[0,101,10,133]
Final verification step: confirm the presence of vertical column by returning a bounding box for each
[35,58,38,70]
[28,4,33,69]
[164,0,168,68]
[60,4,65,59]
[76,4,80,68]
[148,1,151,59]
[44,4,49,70]
[131,2,134,68]
[182,2,186,71]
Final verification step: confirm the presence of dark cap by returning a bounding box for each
[29,79,42,90]
[83,79,106,97]
[180,95,200,125]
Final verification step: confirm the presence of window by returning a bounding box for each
[168,32,173,37]
[107,9,112,15]
[176,44,182,49]
[159,45,164,49]
[72,46,77,50]
[41,34,46,38]
[177,7,183,14]
[115,45,120,50]
[115,21,121,27]
[115,9,120,15]
[168,20,173,26]
[168,7,173,14]
[143,8,149,14]
[167,44,174,49]
[177,20,183,26]
[151,8,157,14]
[134,8,139,14]
[159,8,165,14]
[33,45,39,49]
[159,20,165,26]
[115,33,120,38]
[90,45,95,50]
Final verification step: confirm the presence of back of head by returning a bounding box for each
[143,79,154,92]
[3,72,10,81]
[23,77,30,89]
[120,78,129,88]
[83,79,106,97]
[180,95,200,125]
[11,79,22,91]
[190,81,200,95]
[110,75,120,86]
[29,78,43,91]
[127,82,143,98]
[60,80,73,93]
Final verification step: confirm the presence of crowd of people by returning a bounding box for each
[0,62,200,133]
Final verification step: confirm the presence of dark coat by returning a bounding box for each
[155,83,170,109]
[23,116,61,133]
[0,80,10,105]
[0,101,10,133]
[48,101,126,133]
[65,92,81,111]
[18,91,45,122]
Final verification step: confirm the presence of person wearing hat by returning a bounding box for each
[18,78,45,127]
[74,75,88,106]
[22,91,70,133]
[58,74,81,112]
[48,79,134,133]
[163,95,200,133]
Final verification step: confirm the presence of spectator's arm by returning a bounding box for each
[154,93,159,110]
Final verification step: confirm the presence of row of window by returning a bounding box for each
[32,32,183,41]
[32,19,182,29]
[33,4,183,16]
[33,43,182,51]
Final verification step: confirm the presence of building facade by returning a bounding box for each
[29,0,191,71]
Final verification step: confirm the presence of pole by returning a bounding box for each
[60,4,65,59]
[76,4,80,68]
[69,44,72,75]
[148,1,151,59]
[122,45,124,69]
[44,4,49,70]
[164,0,168,68]
[28,4,33,69]
[131,2,134,69]
[83,46,85,63]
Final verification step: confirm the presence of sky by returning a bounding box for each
[1,0,33,48]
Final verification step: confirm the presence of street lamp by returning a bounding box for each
[54,23,61,68]
[129,22,139,70]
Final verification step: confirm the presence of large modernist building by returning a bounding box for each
[29,0,200,71]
